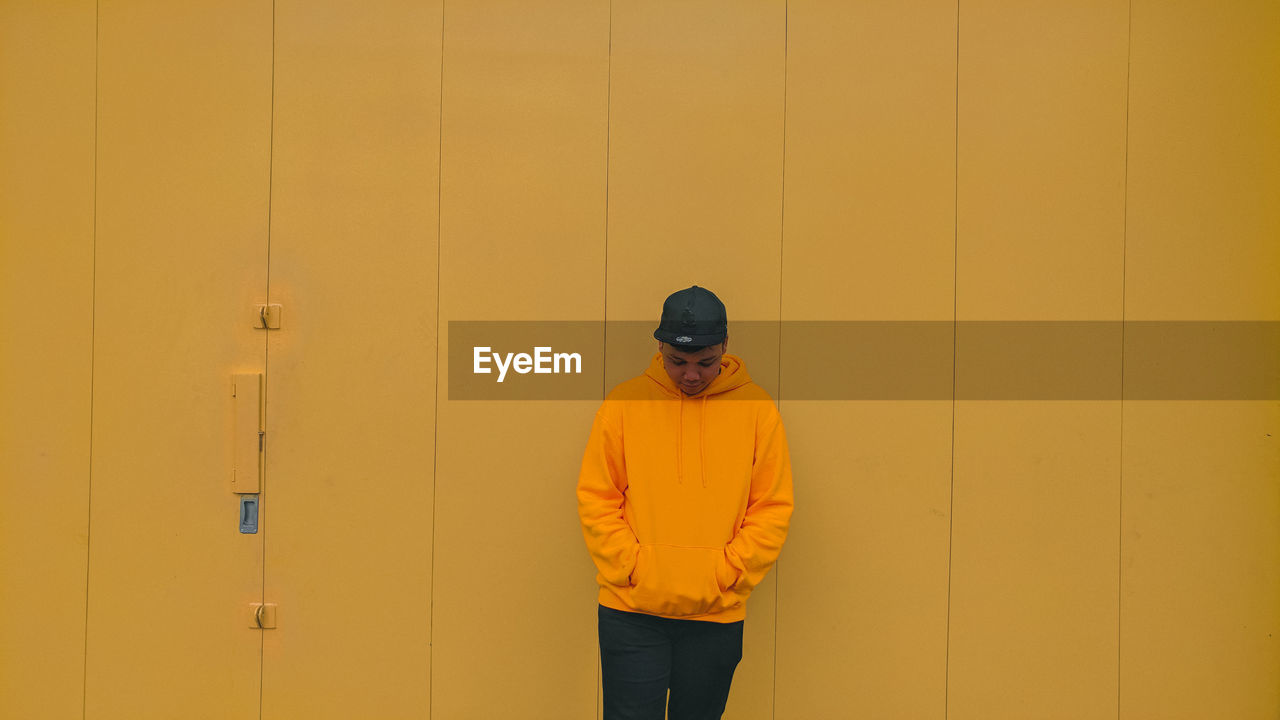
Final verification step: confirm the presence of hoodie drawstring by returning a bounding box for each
[676,394,709,486]
[699,394,707,487]
[676,396,684,484]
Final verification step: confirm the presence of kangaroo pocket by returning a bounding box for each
[629,544,726,617]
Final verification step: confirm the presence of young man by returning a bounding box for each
[577,285,794,720]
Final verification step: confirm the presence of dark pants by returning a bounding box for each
[598,605,744,720]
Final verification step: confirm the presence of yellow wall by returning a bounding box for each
[1,2,95,717]
[1,1,1275,719]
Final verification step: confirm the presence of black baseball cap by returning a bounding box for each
[653,285,728,346]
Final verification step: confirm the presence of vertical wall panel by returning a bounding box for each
[262,2,442,718]
[606,2,785,717]
[0,2,96,717]
[85,1,272,716]
[1121,1,1280,717]
[950,1,1128,718]
[433,1,608,717]
[606,0,785,325]
[775,1,955,717]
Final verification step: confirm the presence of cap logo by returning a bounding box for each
[675,335,693,343]
[681,306,697,327]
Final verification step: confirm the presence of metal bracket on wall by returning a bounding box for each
[249,603,278,629]
[255,303,282,329]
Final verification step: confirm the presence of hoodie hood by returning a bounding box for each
[643,352,753,486]
[642,351,752,398]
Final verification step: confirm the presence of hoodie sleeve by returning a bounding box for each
[577,409,640,587]
[723,401,794,593]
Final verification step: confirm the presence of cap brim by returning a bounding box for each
[653,329,726,346]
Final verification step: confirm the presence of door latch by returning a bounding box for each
[239,495,258,534]
[231,374,263,493]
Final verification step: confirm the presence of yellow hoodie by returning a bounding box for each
[577,352,794,623]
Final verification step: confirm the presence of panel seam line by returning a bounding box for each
[773,2,788,718]
[259,1,276,716]
[1117,1,1133,717]
[597,3,612,716]
[429,2,446,717]
[82,2,101,717]
[945,2,960,718]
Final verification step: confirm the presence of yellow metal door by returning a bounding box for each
[83,1,272,717]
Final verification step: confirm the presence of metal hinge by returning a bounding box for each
[254,304,282,329]
[250,603,278,629]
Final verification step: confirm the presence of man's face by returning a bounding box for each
[659,341,727,396]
